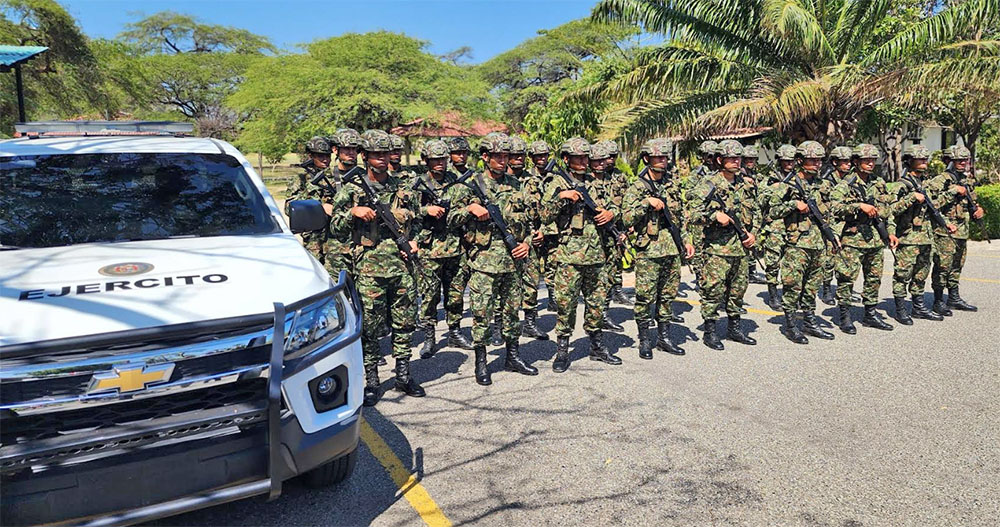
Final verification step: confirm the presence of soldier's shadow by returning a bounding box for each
[412,350,467,386]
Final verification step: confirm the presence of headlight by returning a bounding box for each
[284,294,346,357]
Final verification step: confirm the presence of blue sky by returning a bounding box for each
[60,0,600,62]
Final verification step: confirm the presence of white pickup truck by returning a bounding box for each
[0,121,364,526]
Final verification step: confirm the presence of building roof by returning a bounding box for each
[0,45,48,72]
[390,111,507,138]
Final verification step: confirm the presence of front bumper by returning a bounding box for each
[0,271,364,526]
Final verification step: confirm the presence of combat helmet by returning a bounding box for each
[305,136,332,155]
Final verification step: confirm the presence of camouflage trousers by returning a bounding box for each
[603,244,623,308]
[762,231,785,287]
[892,243,932,298]
[323,250,354,281]
[781,246,823,313]
[633,255,680,325]
[521,246,543,311]
[700,254,748,321]
[418,255,465,328]
[821,247,836,284]
[448,254,473,316]
[469,269,521,346]
[835,246,884,307]
[690,225,706,277]
[553,262,607,336]
[540,236,558,289]
[931,235,967,291]
[357,273,416,368]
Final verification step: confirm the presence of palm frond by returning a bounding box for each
[760,0,835,65]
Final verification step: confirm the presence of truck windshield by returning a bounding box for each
[0,152,280,248]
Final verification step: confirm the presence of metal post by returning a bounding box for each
[15,64,26,122]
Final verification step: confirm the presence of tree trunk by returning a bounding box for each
[258,152,264,175]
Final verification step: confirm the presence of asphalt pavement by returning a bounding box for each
[161,241,999,526]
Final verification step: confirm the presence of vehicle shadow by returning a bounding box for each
[146,408,415,527]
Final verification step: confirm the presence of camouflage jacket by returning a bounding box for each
[767,172,835,251]
[413,171,465,259]
[889,171,936,245]
[736,173,762,234]
[682,164,712,205]
[925,169,976,240]
[830,172,895,249]
[540,171,617,266]
[757,170,786,234]
[622,174,690,258]
[329,173,422,278]
[317,166,357,255]
[450,172,531,274]
[285,168,329,250]
[509,168,544,232]
[689,172,746,257]
[527,166,557,236]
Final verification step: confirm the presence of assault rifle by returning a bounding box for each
[901,169,951,233]
[782,169,842,252]
[703,181,763,269]
[637,167,692,274]
[339,167,421,267]
[946,162,990,243]
[844,178,897,262]
[551,164,626,247]
[460,172,521,252]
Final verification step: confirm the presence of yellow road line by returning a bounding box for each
[960,276,1000,284]
[677,297,782,317]
[360,417,452,527]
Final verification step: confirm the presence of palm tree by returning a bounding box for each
[584,0,1000,148]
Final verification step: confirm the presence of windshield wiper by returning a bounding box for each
[0,245,22,251]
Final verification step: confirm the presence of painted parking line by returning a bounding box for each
[359,418,452,527]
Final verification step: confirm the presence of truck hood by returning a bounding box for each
[0,235,331,346]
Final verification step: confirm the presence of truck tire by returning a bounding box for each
[301,449,357,488]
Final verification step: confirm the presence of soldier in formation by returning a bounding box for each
[286,129,986,400]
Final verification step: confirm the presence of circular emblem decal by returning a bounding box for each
[99,262,155,277]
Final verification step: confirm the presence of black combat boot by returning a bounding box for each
[637,322,654,360]
[504,340,538,375]
[377,356,387,366]
[657,322,685,355]
[473,345,491,386]
[393,358,426,397]
[911,294,943,321]
[767,285,782,310]
[588,330,622,365]
[703,321,724,350]
[669,310,685,323]
[781,311,808,344]
[947,285,978,312]
[861,304,893,331]
[932,288,953,317]
[727,316,757,345]
[552,336,571,373]
[837,305,856,334]
[802,312,835,340]
[490,312,503,345]
[363,364,381,407]
[893,297,913,325]
[611,285,635,306]
[749,265,766,284]
[521,309,549,340]
[419,326,437,359]
[601,312,625,332]
[738,301,748,314]
[820,283,836,305]
[446,324,475,350]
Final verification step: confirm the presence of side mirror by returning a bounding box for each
[287,199,329,234]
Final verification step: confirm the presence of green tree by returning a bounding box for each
[0,0,107,133]
[228,31,495,161]
[478,18,637,127]
[586,0,1000,147]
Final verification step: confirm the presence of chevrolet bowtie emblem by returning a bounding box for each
[88,363,175,394]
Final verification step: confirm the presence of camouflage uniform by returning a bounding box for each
[321,129,365,278]
[452,133,538,384]
[623,138,690,357]
[741,144,765,285]
[685,140,719,289]
[596,140,631,306]
[759,144,797,309]
[527,141,559,295]
[768,141,837,342]
[507,136,547,336]
[819,146,854,304]
[330,130,424,405]
[689,140,756,349]
[286,136,333,267]
[889,145,945,323]
[389,133,417,183]
[927,145,978,312]
[542,137,622,371]
[829,144,896,332]
[588,141,627,333]
[444,137,475,339]
[412,140,473,356]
